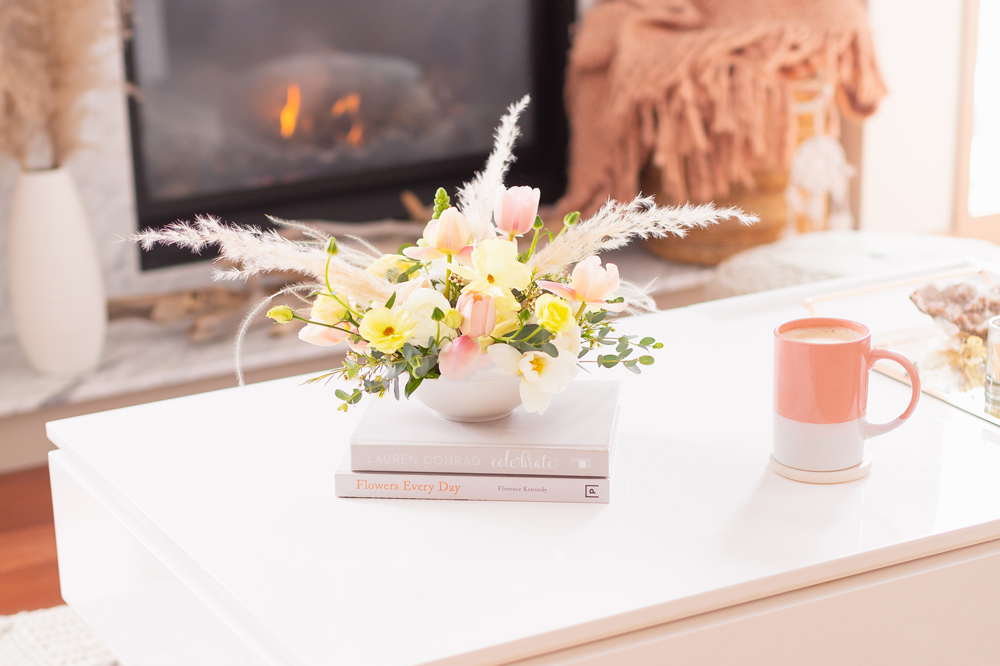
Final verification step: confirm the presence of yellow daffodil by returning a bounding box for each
[358,307,416,353]
[535,294,576,334]
[451,238,531,309]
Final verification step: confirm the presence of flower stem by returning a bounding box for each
[292,315,352,334]
[445,254,453,302]
[526,228,542,260]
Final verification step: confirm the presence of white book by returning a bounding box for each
[336,455,611,504]
[350,381,619,477]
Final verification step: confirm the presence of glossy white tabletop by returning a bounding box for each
[47,263,1000,666]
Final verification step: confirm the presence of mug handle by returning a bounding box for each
[864,348,922,439]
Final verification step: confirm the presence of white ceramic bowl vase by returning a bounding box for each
[414,366,522,422]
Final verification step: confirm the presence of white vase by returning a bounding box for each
[415,367,522,422]
[8,167,106,375]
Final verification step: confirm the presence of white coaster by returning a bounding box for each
[768,451,873,484]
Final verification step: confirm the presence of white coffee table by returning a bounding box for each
[47,261,1000,666]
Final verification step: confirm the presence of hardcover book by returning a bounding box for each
[336,455,611,504]
[350,381,620,477]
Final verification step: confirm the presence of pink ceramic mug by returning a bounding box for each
[773,317,921,472]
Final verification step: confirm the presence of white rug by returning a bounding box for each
[0,606,117,666]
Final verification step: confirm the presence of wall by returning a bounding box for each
[858,0,966,234]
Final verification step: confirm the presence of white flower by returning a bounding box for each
[553,324,582,355]
[401,287,456,347]
[488,344,579,414]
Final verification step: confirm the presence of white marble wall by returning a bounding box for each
[0,33,214,343]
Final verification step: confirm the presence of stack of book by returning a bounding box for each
[335,381,619,504]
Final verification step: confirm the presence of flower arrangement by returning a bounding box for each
[137,97,756,414]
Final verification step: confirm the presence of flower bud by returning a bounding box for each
[563,211,580,227]
[325,237,339,255]
[442,308,464,330]
[532,215,545,230]
[267,305,295,323]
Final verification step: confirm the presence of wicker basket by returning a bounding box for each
[644,80,832,266]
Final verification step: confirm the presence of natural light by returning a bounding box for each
[970,0,1000,217]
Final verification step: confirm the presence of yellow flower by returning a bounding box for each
[358,307,416,353]
[365,254,412,281]
[451,239,530,309]
[311,293,349,325]
[535,294,576,334]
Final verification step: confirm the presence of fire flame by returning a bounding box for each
[279,84,301,138]
[331,93,364,146]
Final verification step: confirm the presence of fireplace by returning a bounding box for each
[126,0,573,269]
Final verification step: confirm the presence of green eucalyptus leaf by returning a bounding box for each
[539,343,559,357]
[335,389,351,401]
[385,292,397,309]
[404,375,423,399]
[639,337,656,347]
[639,355,655,365]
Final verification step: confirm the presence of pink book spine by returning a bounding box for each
[336,470,610,504]
[350,445,609,477]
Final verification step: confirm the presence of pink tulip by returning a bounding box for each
[456,292,497,338]
[536,255,626,312]
[493,185,540,237]
[404,208,473,261]
[298,323,350,347]
[438,335,486,379]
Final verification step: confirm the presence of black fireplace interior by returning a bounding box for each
[126,0,574,269]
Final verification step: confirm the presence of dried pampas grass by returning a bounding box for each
[457,94,529,240]
[528,197,758,276]
[134,216,393,306]
[0,0,126,169]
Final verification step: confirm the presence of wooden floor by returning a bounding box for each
[0,465,63,615]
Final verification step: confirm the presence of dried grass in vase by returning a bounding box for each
[0,0,127,168]
[136,97,758,415]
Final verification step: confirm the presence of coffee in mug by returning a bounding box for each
[773,317,921,472]
[780,325,864,344]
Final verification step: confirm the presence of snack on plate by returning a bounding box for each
[910,281,1000,338]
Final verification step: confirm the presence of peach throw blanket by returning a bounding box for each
[556,0,886,217]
